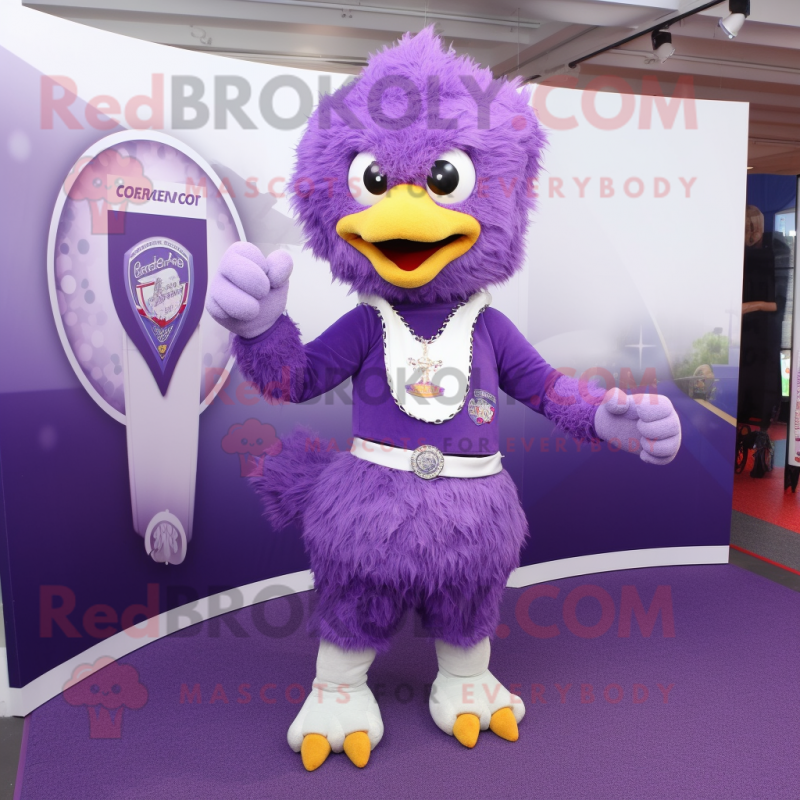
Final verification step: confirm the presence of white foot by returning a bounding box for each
[429,638,525,747]
[287,640,383,770]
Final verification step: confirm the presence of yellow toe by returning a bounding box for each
[301,734,331,771]
[453,713,481,748]
[343,731,371,768]
[489,707,519,742]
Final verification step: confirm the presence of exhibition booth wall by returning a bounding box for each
[0,3,747,714]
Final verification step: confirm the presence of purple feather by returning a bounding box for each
[231,314,306,402]
[542,374,603,441]
[290,26,546,304]
[249,427,335,530]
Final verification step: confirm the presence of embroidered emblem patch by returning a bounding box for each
[126,237,192,367]
[468,390,496,425]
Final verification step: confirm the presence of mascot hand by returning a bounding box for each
[206,242,293,339]
[594,387,681,465]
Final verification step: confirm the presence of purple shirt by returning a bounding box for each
[244,301,559,455]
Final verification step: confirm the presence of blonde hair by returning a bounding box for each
[745,205,764,246]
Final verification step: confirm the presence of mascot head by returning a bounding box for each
[291,27,545,304]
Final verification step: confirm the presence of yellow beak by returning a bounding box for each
[336,184,480,289]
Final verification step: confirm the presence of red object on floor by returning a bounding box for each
[768,422,787,441]
[732,466,800,533]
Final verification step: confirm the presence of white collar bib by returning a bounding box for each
[358,291,491,424]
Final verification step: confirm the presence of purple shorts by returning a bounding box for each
[302,453,529,651]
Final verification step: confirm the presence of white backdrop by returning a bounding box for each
[526,84,748,390]
[1,1,748,395]
[0,0,748,714]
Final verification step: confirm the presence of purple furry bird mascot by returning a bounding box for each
[206,28,681,771]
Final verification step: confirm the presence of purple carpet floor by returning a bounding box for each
[15,565,800,799]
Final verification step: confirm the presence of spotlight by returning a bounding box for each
[719,0,750,39]
[651,29,675,63]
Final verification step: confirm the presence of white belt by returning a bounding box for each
[351,437,502,480]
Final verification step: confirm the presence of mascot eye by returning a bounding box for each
[348,152,387,206]
[363,163,387,195]
[427,161,459,195]
[425,149,476,205]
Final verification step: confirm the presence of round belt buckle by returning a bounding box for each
[410,444,445,480]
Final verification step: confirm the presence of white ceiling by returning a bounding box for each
[24,0,800,172]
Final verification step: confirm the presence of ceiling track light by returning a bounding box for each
[719,0,750,39]
[650,29,675,63]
